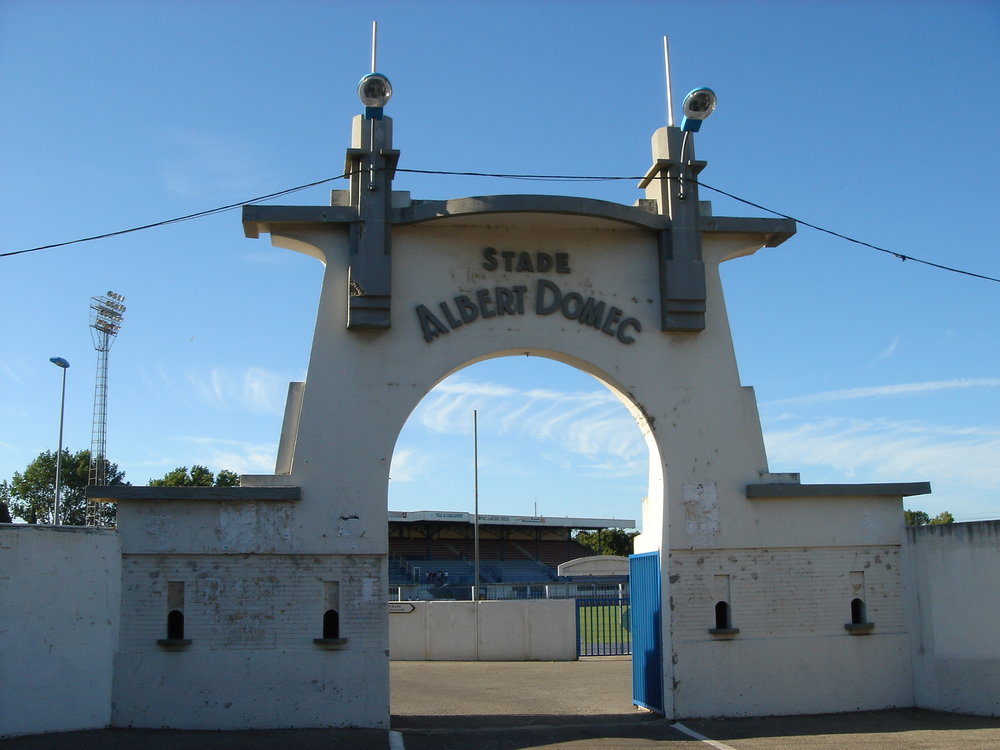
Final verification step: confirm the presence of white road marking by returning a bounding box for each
[389,729,406,750]
[671,722,739,750]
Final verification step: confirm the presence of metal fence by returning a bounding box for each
[575,597,631,656]
[389,581,628,602]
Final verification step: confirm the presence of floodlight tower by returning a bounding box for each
[86,291,125,525]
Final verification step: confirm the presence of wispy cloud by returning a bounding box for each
[191,437,277,475]
[764,416,1000,488]
[139,364,195,409]
[184,366,290,415]
[389,447,431,483]
[0,359,26,387]
[765,378,1000,407]
[128,436,278,484]
[411,377,644,478]
[874,336,899,363]
[138,364,293,416]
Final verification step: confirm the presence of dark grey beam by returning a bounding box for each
[746,482,932,499]
[242,200,795,245]
[241,205,357,238]
[699,216,796,247]
[85,486,301,502]
[391,195,671,230]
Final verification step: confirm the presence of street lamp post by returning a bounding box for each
[50,356,70,525]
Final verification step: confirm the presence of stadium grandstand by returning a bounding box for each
[388,510,635,601]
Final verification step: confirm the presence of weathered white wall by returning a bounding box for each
[113,498,388,729]
[670,542,912,717]
[389,600,576,661]
[906,521,1000,717]
[0,525,121,738]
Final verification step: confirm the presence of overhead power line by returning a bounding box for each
[691,179,1000,285]
[399,169,999,284]
[2,167,997,285]
[0,176,344,259]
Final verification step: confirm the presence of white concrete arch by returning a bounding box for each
[41,111,945,734]
[98,191,936,729]
[259,209,735,553]
[236,199,799,725]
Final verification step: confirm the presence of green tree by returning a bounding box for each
[573,527,638,556]
[904,508,955,526]
[8,449,125,526]
[215,469,240,487]
[1,480,13,523]
[149,465,240,487]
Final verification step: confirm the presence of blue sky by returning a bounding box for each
[1,1,997,526]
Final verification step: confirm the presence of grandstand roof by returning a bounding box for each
[388,510,635,530]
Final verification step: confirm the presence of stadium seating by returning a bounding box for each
[389,537,593,585]
[483,559,557,583]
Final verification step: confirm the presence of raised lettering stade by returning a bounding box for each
[482,247,571,274]
[416,279,641,345]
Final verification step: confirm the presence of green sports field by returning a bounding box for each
[577,602,631,655]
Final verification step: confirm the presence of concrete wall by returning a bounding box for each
[390,600,576,661]
[0,525,121,738]
[113,497,388,729]
[669,543,912,717]
[906,521,1000,716]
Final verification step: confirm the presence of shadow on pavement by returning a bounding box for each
[392,711,661,730]
[395,719,690,750]
[0,727,391,750]
[684,708,1000,740]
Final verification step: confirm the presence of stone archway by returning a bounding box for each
[236,190,783,725]
[107,180,803,728]
[102,106,927,730]
[73,69,940,729]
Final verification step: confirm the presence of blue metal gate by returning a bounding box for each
[629,551,663,713]
[575,597,631,656]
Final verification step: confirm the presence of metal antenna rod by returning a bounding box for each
[473,409,480,603]
[371,21,377,73]
[663,35,675,128]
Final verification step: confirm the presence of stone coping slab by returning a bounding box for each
[84,486,301,502]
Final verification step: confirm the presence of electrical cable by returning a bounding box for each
[397,168,1000,284]
[3,166,997,285]
[692,179,1000,284]
[0,175,347,259]
[397,167,634,182]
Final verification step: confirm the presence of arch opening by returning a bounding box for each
[388,349,666,719]
[166,609,185,641]
[389,349,665,562]
[714,601,732,630]
[851,598,867,625]
[323,609,340,639]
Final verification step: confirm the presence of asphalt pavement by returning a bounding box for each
[3,658,998,749]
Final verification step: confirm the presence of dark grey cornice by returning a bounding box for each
[242,196,795,246]
[85,486,301,502]
[746,482,932,499]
